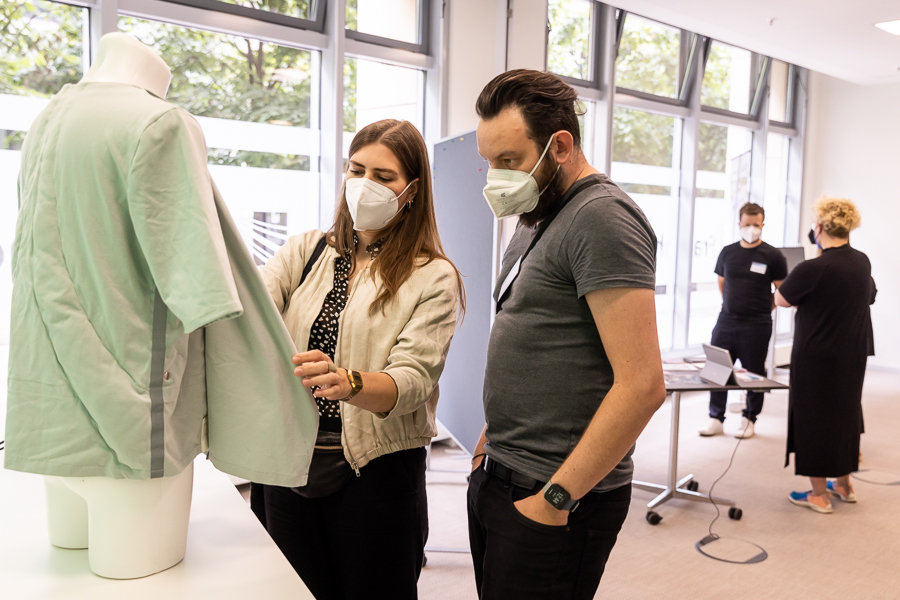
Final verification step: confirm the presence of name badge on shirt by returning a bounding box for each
[750,262,767,275]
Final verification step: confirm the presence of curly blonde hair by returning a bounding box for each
[814,196,861,239]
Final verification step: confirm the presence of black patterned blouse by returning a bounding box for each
[308,235,383,433]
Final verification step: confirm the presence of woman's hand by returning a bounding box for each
[292,351,352,400]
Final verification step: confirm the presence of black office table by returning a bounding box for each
[633,370,789,525]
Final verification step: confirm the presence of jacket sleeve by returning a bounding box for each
[127,108,242,333]
[376,261,460,420]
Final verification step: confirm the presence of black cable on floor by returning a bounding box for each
[695,419,768,564]
[706,419,749,538]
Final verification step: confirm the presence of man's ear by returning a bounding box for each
[553,131,576,165]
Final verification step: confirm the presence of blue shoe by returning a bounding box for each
[789,491,833,514]
[827,481,857,503]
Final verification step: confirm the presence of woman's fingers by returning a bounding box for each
[292,350,331,365]
[301,373,340,390]
[294,360,332,377]
[316,384,344,400]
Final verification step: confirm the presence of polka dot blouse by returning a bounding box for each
[308,235,383,433]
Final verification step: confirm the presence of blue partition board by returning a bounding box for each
[432,132,495,455]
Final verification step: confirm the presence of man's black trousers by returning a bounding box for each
[709,315,773,423]
[467,462,630,599]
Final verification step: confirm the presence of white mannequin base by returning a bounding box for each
[44,463,194,579]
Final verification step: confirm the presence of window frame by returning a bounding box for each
[612,11,698,107]
[698,39,771,123]
[160,0,327,33]
[344,0,430,55]
[547,0,605,91]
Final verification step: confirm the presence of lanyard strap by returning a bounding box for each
[496,177,602,313]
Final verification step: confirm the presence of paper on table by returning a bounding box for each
[662,363,701,372]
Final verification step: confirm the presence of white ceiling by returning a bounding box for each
[608,0,900,86]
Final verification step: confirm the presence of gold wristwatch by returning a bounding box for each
[342,369,363,402]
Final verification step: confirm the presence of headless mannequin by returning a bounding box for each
[43,32,194,580]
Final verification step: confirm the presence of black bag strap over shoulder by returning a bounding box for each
[300,235,329,287]
[282,235,328,317]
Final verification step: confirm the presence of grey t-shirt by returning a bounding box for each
[483,174,657,492]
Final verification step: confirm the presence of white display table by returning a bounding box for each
[0,454,314,599]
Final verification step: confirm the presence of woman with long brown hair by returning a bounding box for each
[256,119,464,599]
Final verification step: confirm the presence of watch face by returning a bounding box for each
[546,484,570,508]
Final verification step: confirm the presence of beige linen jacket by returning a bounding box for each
[262,230,459,472]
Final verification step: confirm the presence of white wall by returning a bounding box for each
[801,72,900,370]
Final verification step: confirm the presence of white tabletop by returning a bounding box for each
[0,452,314,599]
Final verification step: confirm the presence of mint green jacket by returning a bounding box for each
[4,82,318,485]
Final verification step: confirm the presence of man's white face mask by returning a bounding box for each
[345,177,415,232]
[482,135,559,220]
[740,225,762,244]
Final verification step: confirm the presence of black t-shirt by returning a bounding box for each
[714,241,788,323]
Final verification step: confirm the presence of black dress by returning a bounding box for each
[779,245,877,477]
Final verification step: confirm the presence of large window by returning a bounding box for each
[0,0,89,345]
[689,123,753,345]
[548,5,805,354]
[547,0,594,82]
[615,14,681,99]
[119,17,320,265]
[611,107,680,350]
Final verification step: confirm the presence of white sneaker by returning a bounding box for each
[699,418,724,437]
[735,417,755,439]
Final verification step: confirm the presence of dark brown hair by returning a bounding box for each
[739,202,765,220]
[475,69,583,150]
[330,120,465,316]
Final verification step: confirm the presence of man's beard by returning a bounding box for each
[519,158,564,228]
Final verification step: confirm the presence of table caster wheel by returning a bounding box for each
[687,480,699,492]
[646,511,663,525]
[728,507,743,520]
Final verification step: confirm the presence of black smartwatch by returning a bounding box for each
[542,481,580,512]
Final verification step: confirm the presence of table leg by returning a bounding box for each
[633,391,737,515]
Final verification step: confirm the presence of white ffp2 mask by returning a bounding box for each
[345,177,414,231]
[482,135,558,219]
[740,225,761,244]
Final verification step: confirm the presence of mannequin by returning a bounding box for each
[81,32,172,99]
[43,32,191,580]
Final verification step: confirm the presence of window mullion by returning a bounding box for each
[319,0,346,231]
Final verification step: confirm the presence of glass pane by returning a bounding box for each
[768,59,790,123]
[615,14,681,99]
[689,123,754,345]
[342,57,424,153]
[346,0,420,45]
[762,132,792,337]
[702,41,755,114]
[578,99,595,165]
[547,0,593,81]
[1,0,88,349]
[119,17,320,264]
[762,132,789,248]
[611,107,680,350]
[214,0,313,20]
